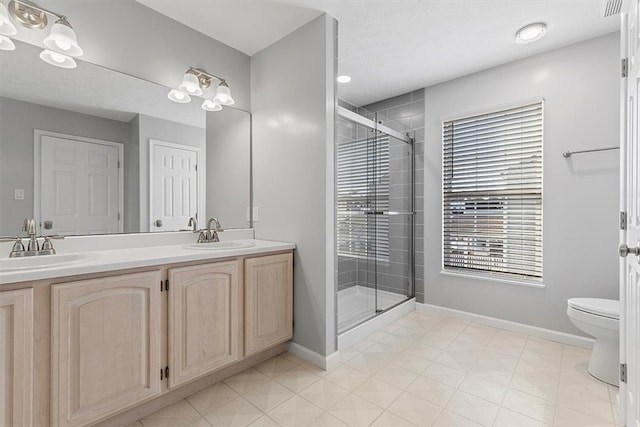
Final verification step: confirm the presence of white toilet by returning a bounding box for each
[567,298,620,385]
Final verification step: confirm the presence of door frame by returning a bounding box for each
[148,139,204,231]
[33,129,124,235]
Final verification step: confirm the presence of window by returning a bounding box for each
[442,102,543,280]
[337,135,390,261]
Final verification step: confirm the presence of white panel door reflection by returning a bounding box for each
[40,135,121,235]
[150,141,199,232]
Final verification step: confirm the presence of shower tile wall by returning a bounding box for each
[361,90,425,302]
[336,90,425,302]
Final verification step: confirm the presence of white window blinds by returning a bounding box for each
[337,135,390,261]
[443,102,543,280]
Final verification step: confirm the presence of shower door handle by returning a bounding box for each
[363,211,415,216]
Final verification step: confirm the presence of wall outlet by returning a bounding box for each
[14,189,24,200]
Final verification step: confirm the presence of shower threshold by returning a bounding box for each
[337,285,410,333]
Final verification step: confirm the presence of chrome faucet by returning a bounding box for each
[0,218,63,257]
[206,217,222,243]
[23,218,38,251]
[188,217,197,232]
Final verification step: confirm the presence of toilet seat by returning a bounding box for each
[567,298,619,320]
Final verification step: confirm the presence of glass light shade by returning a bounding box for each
[0,3,17,36]
[515,23,546,44]
[40,49,77,68]
[0,34,15,50]
[178,72,203,96]
[201,99,222,112]
[168,89,191,103]
[43,19,83,57]
[213,82,234,106]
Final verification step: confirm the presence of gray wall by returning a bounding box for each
[136,114,206,232]
[0,97,130,235]
[424,33,620,335]
[125,116,140,233]
[10,0,251,111]
[206,108,251,230]
[252,14,337,356]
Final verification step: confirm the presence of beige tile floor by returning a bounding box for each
[131,310,622,427]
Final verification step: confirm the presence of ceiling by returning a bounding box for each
[136,0,621,106]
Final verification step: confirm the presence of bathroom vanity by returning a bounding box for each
[0,239,294,427]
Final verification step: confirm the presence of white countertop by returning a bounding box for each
[0,239,295,285]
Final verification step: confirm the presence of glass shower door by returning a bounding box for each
[336,116,378,331]
[336,108,415,334]
[375,133,414,312]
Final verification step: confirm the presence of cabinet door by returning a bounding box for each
[168,261,242,388]
[51,271,162,427]
[0,288,33,427]
[245,253,293,356]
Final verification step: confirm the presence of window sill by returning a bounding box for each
[439,270,545,289]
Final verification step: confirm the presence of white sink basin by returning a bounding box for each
[0,253,94,272]
[182,241,257,251]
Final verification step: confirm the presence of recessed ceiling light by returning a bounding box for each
[515,23,547,44]
[337,75,351,83]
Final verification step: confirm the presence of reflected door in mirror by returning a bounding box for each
[38,133,123,235]
[150,140,200,232]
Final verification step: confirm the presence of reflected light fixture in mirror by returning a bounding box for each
[40,48,76,68]
[168,66,235,110]
[0,2,17,35]
[0,34,15,50]
[168,88,191,103]
[202,99,222,111]
[3,0,84,68]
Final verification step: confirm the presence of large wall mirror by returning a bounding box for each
[0,40,251,236]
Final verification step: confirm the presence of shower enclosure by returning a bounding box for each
[336,105,415,334]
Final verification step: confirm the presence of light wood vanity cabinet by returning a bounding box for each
[245,253,293,356]
[5,248,292,427]
[0,288,33,427]
[51,271,163,427]
[167,260,243,388]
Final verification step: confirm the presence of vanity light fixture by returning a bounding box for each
[178,71,203,96]
[1,0,84,68]
[168,67,235,110]
[168,89,191,104]
[43,16,83,57]
[515,22,547,44]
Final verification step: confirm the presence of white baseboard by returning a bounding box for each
[287,342,341,370]
[416,303,594,349]
[338,298,416,350]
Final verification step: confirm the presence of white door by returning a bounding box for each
[39,134,122,235]
[150,140,199,232]
[621,2,640,426]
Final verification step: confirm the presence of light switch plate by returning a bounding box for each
[14,189,24,200]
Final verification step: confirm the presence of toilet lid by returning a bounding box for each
[568,298,619,319]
